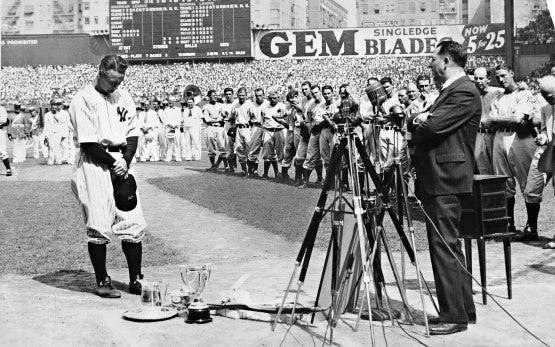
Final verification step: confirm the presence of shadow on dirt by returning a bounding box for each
[33,269,129,294]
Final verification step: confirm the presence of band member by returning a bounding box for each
[139,101,160,162]
[231,87,253,176]
[261,89,286,179]
[410,40,478,335]
[0,104,12,176]
[59,101,75,165]
[134,102,145,161]
[151,99,166,161]
[490,64,544,240]
[43,99,66,165]
[221,87,237,173]
[163,97,182,162]
[247,88,268,177]
[536,75,555,249]
[29,107,47,159]
[203,90,226,171]
[11,103,30,163]
[181,97,202,161]
[473,67,504,174]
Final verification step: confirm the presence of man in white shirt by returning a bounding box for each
[43,99,66,165]
[163,97,182,162]
[181,97,202,161]
[140,101,161,161]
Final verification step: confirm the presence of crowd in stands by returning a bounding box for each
[0,55,505,107]
[515,10,555,45]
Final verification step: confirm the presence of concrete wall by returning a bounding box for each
[1,34,111,66]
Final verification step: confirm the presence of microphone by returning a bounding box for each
[365,81,387,106]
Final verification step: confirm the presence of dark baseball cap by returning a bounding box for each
[113,174,138,211]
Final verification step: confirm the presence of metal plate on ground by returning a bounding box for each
[123,306,178,322]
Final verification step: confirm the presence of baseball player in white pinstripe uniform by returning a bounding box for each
[70,55,147,298]
[0,105,12,176]
[490,64,544,241]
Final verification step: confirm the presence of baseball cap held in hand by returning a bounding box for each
[113,174,138,211]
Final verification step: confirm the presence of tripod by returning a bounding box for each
[272,119,434,344]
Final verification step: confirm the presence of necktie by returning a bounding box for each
[189,109,192,117]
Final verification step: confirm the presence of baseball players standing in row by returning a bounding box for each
[70,54,147,298]
[260,89,286,179]
[247,88,268,176]
[281,89,304,182]
[221,88,237,173]
[473,67,504,175]
[301,85,326,187]
[230,87,253,176]
[203,90,227,171]
[490,64,544,240]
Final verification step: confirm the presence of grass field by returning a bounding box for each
[2,154,553,276]
[149,169,433,252]
[0,181,186,275]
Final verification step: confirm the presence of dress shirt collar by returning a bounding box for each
[441,71,466,91]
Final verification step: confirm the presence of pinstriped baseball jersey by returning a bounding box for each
[70,83,139,146]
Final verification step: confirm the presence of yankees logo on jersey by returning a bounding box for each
[118,107,128,122]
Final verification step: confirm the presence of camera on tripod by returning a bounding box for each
[333,97,360,134]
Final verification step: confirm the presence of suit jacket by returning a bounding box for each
[410,75,481,196]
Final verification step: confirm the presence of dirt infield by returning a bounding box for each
[1,159,555,346]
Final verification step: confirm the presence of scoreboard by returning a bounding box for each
[109,0,252,60]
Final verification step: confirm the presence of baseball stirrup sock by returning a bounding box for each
[209,156,215,167]
[303,168,312,182]
[88,243,108,284]
[263,161,271,176]
[315,164,323,181]
[3,158,11,170]
[240,162,247,173]
[507,196,515,227]
[271,160,278,176]
[281,166,289,177]
[525,202,540,230]
[122,241,143,282]
[294,165,302,181]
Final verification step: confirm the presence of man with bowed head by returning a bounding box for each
[70,54,147,298]
[409,40,479,335]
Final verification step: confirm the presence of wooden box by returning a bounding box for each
[460,175,509,238]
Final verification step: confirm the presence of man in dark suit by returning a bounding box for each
[409,41,480,335]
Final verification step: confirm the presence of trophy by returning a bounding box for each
[180,264,213,324]
[179,264,211,302]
